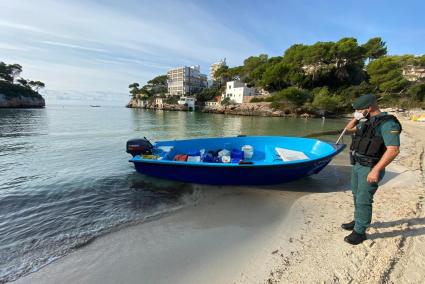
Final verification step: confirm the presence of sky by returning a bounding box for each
[0,0,424,105]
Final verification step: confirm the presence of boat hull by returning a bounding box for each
[132,157,334,185]
[129,135,346,185]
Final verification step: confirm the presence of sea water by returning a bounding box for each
[0,106,347,282]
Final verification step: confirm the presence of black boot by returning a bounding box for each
[341,220,355,231]
[344,230,367,245]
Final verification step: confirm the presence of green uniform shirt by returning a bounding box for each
[357,112,401,147]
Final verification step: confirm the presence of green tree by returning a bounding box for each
[242,54,268,85]
[259,60,289,91]
[367,56,409,94]
[273,87,312,106]
[213,66,244,91]
[128,82,140,98]
[305,41,334,65]
[28,80,45,92]
[147,75,167,94]
[17,78,29,87]
[362,37,387,62]
[280,38,367,88]
[0,62,12,82]
[311,87,341,112]
[0,61,46,99]
[129,82,139,89]
[214,65,232,84]
[330,38,365,82]
[407,83,425,101]
[195,87,221,103]
[147,75,167,86]
[8,64,22,83]
[282,44,309,66]
[221,97,232,106]
[0,63,23,83]
[336,82,377,108]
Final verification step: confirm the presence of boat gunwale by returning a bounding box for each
[129,140,346,169]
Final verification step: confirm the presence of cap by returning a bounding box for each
[352,93,377,110]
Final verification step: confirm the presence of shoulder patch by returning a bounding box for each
[388,123,401,134]
[379,119,400,136]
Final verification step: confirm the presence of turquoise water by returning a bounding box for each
[0,106,348,282]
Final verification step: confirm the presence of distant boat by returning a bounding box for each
[126,136,346,185]
[90,105,101,107]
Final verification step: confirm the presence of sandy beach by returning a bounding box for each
[15,117,424,284]
[266,118,425,283]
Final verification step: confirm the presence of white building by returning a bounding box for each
[137,100,149,108]
[205,101,220,107]
[167,65,208,96]
[177,96,196,109]
[210,58,226,81]
[221,81,255,104]
[402,65,425,82]
[155,98,163,107]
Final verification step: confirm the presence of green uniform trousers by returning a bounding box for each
[351,163,385,234]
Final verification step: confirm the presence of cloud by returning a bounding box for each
[0,43,30,52]
[40,40,107,53]
[95,57,172,70]
[0,0,266,96]
[41,89,129,106]
[0,19,45,33]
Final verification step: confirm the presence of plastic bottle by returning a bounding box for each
[242,145,254,159]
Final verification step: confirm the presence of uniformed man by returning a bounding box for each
[342,93,402,245]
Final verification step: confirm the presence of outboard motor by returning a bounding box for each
[126,137,153,157]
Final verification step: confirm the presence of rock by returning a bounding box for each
[127,98,321,118]
[0,94,45,108]
[126,98,188,111]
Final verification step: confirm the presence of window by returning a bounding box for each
[228,85,231,89]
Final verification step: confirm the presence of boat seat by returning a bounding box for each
[265,145,311,163]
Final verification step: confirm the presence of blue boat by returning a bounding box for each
[127,136,346,185]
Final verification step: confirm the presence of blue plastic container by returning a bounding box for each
[201,153,214,163]
[187,149,201,156]
[231,149,244,160]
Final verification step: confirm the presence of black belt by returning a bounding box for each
[350,151,379,167]
[354,154,379,167]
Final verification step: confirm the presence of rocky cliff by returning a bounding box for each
[126,98,188,111]
[202,102,293,117]
[126,98,316,117]
[0,94,45,108]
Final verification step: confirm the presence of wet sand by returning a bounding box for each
[13,186,307,284]
[14,160,349,283]
[15,118,424,284]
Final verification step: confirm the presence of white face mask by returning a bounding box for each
[354,111,368,120]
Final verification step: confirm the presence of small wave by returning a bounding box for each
[0,177,202,283]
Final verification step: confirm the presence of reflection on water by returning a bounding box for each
[0,106,348,283]
[130,109,347,140]
[0,109,48,138]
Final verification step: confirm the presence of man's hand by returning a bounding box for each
[369,146,400,184]
[345,117,359,134]
[367,168,380,183]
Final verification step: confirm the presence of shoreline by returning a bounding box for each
[127,99,318,118]
[0,94,45,108]
[126,102,341,118]
[265,116,425,283]
[126,99,414,119]
[13,117,425,284]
